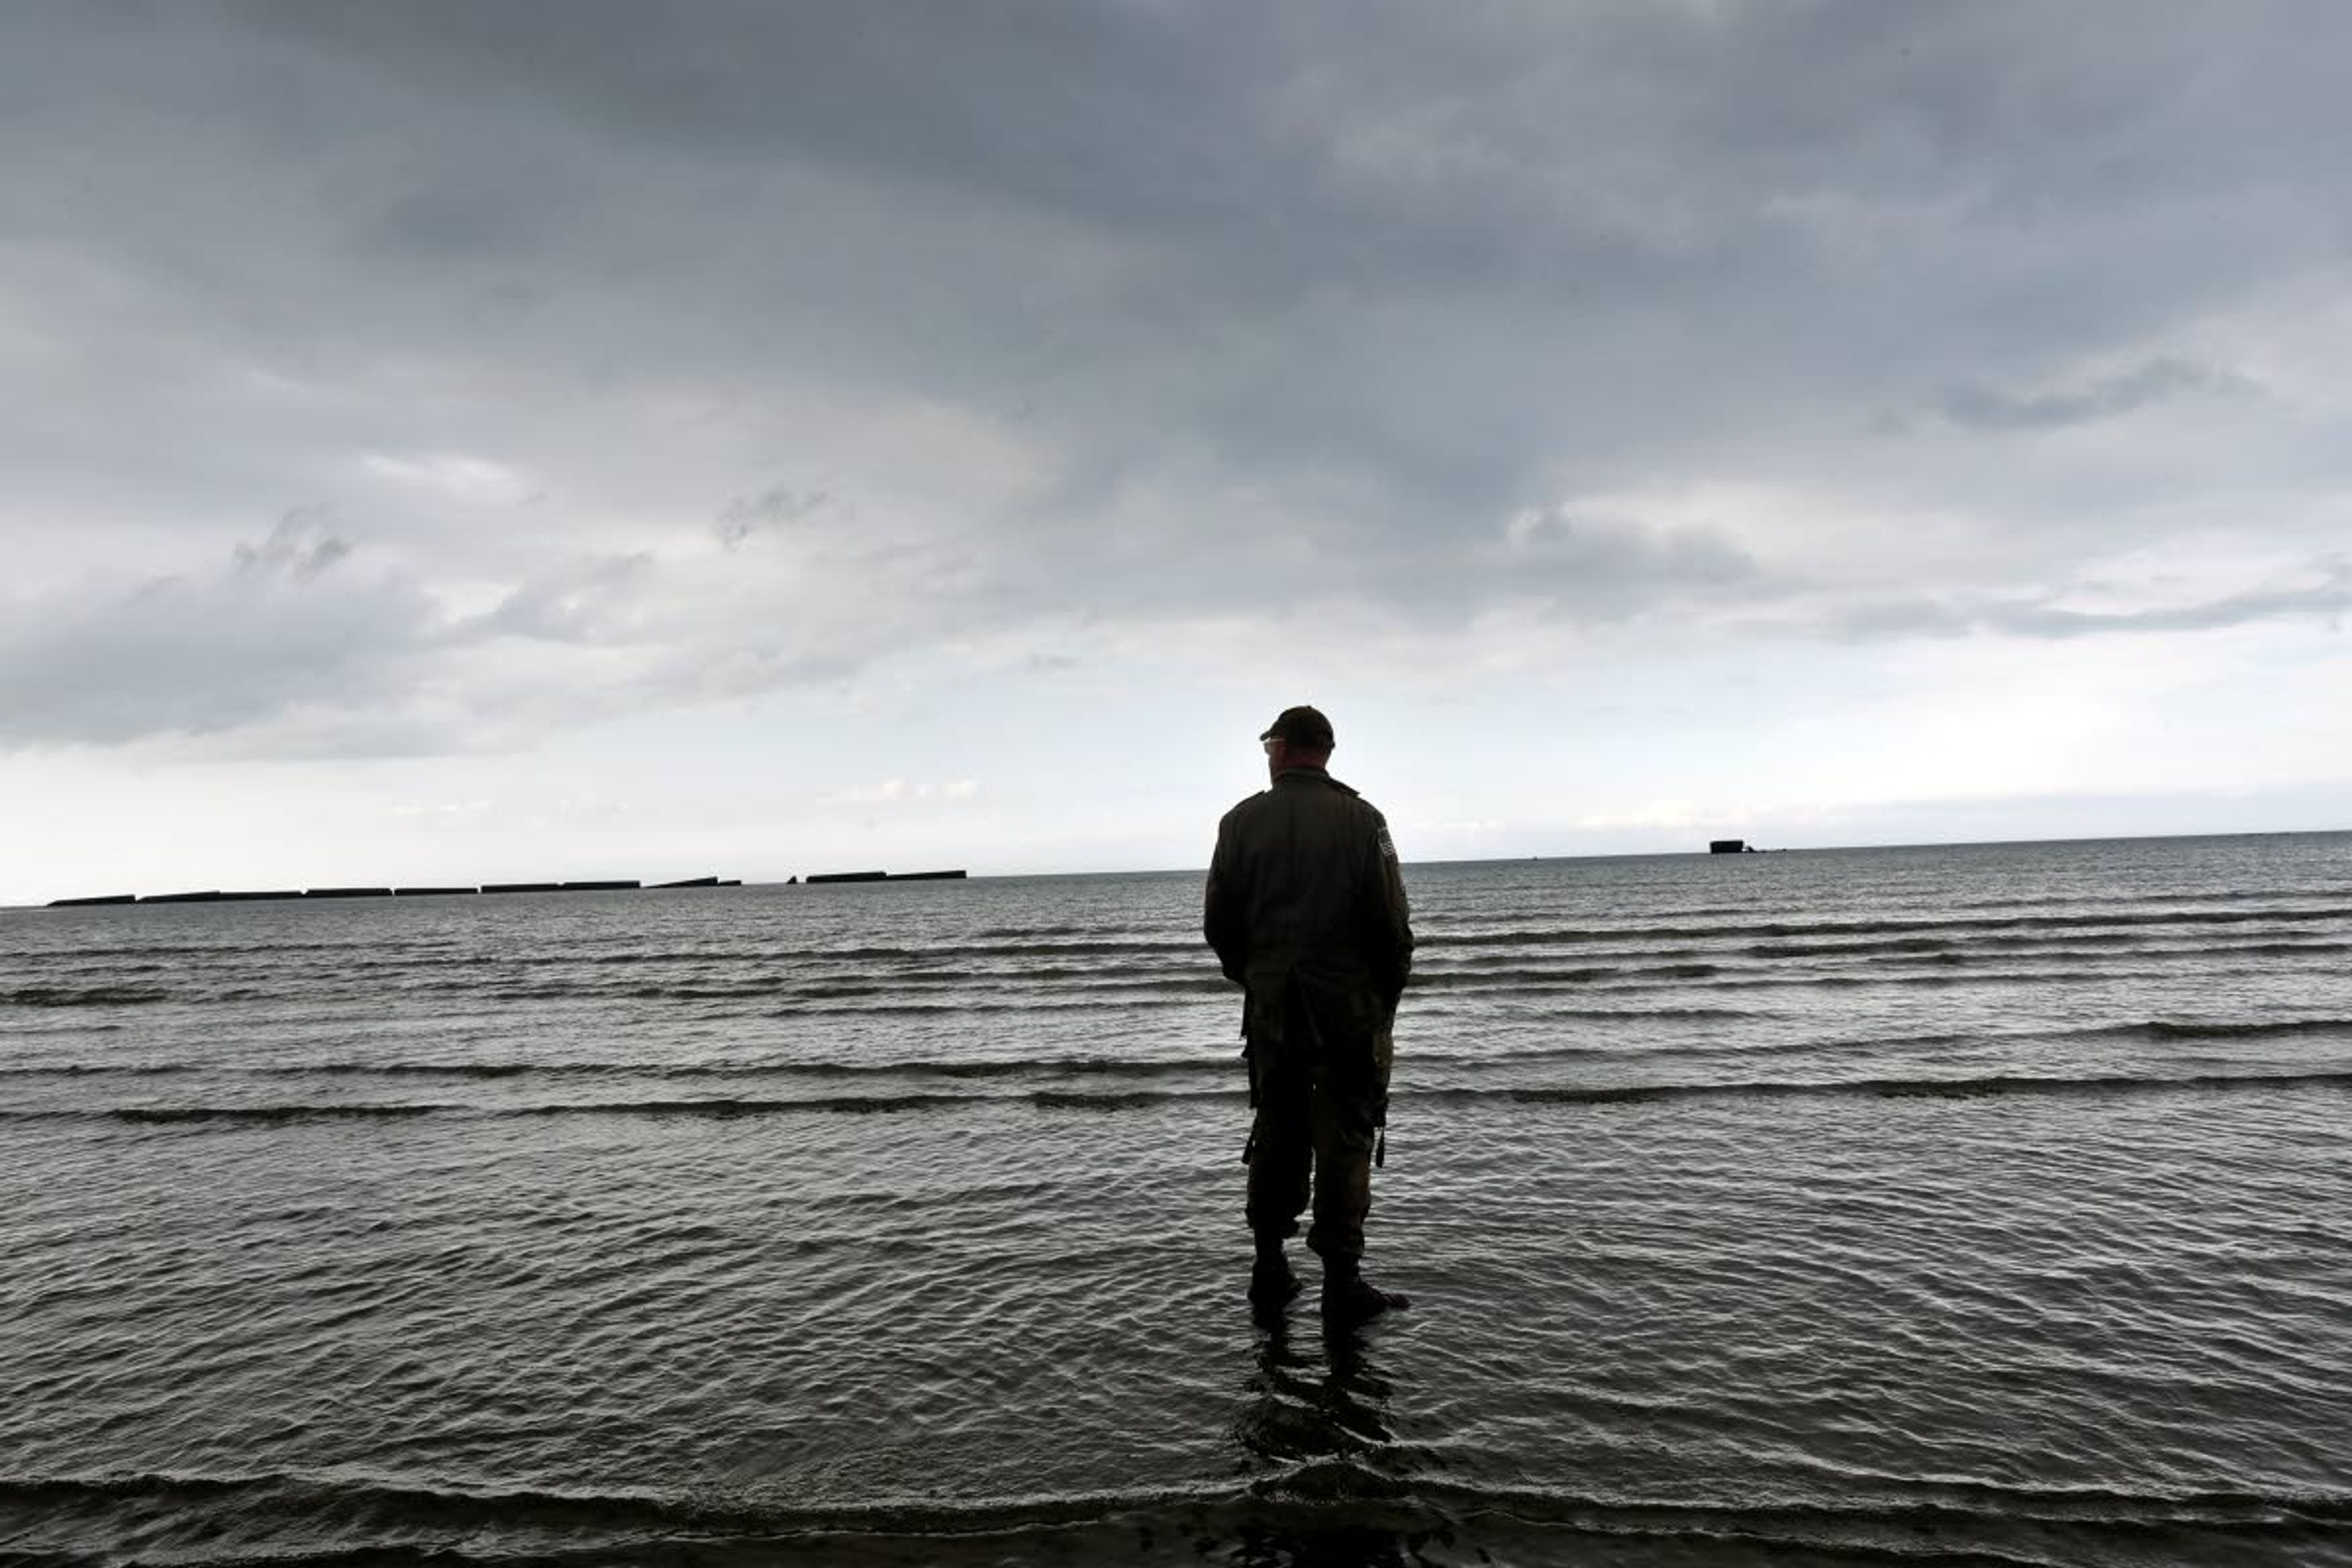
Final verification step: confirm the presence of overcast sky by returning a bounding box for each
[4,1,2348,902]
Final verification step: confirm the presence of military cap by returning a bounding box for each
[1259,704,1335,748]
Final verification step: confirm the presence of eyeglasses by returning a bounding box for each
[1261,737,1283,755]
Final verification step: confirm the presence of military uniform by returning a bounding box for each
[1205,752,1413,1275]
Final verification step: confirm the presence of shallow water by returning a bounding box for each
[5,834,2351,1564]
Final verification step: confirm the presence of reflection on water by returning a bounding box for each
[1230,1305,1464,1566]
[1235,1308,1398,1463]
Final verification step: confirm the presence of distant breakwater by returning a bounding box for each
[44,870,971,908]
[802,870,969,884]
[47,876,742,908]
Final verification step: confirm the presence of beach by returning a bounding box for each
[4,833,2351,1564]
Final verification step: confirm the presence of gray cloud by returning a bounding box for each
[717,487,831,551]
[473,553,659,645]
[1823,556,2352,643]
[1499,509,1763,601]
[1932,358,2257,432]
[0,518,446,748]
[0,510,906,752]
[233,507,355,583]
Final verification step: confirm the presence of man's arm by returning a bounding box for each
[1361,809,1414,1009]
[1204,817,1248,984]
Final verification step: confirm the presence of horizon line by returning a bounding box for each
[10,824,2346,910]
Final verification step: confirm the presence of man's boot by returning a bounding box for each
[1248,1234,1301,1306]
[1321,1257,1409,1322]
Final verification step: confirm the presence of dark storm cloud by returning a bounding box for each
[4,2,2348,751]
[242,1,2345,535]
[40,4,2334,458]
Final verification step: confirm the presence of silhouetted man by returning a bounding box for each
[1205,704,1414,1320]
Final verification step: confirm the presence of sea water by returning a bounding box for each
[4,834,2350,1564]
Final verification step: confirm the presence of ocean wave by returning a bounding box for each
[1518,1016,2352,1063]
[797,939,1199,963]
[1493,1005,1762,1022]
[13,1069,2346,1126]
[1,1466,2344,1567]
[1,985,172,1008]
[0,1055,1229,1082]
[1415,903,2352,950]
[2136,1017,2352,1041]
[26,942,2331,1016]
[1935,885,2332,913]
[1028,1090,1183,1110]
[0,938,459,963]
[1603,963,2185,992]
[1422,1069,2352,1106]
[767,996,1216,1018]
[1422,961,1730,986]
[20,1014,2334,1086]
[20,922,2345,1019]
[0,1061,202,1077]
[1,1093,1057,1124]
[1411,964,1627,986]
[512,1095,986,1117]
[18,901,2345,973]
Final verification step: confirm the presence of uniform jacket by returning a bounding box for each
[1204,767,1414,1060]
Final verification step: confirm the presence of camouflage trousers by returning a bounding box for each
[1244,990,1390,1264]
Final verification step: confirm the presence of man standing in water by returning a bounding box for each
[1205,705,1415,1321]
